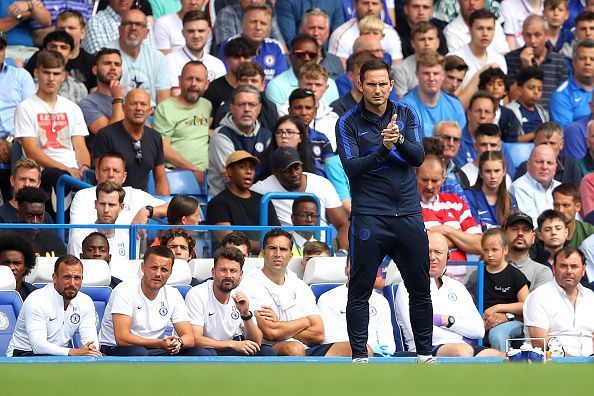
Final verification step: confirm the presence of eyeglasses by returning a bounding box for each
[121,20,147,28]
[292,50,318,59]
[232,101,260,109]
[132,140,143,164]
[275,129,301,137]
[292,212,320,220]
[439,134,461,143]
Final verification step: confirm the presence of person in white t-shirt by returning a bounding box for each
[99,246,209,356]
[14,50,91,197]
[6,255,101,357]
[68,180,130,260]
[396,233,504,357]
[185,246,277,356]
[154,0,205,55]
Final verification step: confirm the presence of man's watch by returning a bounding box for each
[505,313,515,321]
[446,315,455,328]
[241,311,253,321]
[145,205,154,218]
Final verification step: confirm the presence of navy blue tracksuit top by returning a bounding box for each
[336,100,425,217]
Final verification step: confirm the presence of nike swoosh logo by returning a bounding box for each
[358,131,369,136]
[208,312,215,316]
[478,210,488,215]
[340,310,346,314]
[137,306,142,309]
[575,98,582,102]
[48,317,56,321]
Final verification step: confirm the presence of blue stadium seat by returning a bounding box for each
[382,284,405,353]
[310,283,342,302]
[72,286,112,348]
[174,285,191,298]
[0,291,23,356]
[148,170,208,202]
[502,142,534,178]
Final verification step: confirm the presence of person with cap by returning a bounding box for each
[206,150,281,254]
[504,211,554,292]
[251,147,350,251]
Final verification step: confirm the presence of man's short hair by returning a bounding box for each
[97,151,126,168]
[300,8,329,27]
[292,195,318,214]
[95,47,121,65]
[53,254,82,274]
[236,60,265,82]
[96,180,126,203]
[166,195,200,225]
[517,66,544,86]
[224,36,256,58]
[347,50,376,73]
[15,187,48,205]
[416,51,445,70]
[298,62,328,81]
[537,209,568,229]
[481,227,508,246]
[183,9,209,25]
[160,228,196,259]
[244,2,272,17]
[230,84,261,103]
[411,21,438,39]
[181,59,207,77]
[290,33,318,51]
[81,232,109,252]
[302,241,331,257]
[423,154,445,172]
[288,88,315,106]
[444,55,469,73]
[469,90,497,110]
[534,122,564,140]
[56,9,86,28]
[12,158,41,177]
[143,245,175,266]
[468,9,496,28]
[359,58,391,83]
[433,120,462,136]
[573,39,594,61]
[475,123,501,139]
[544,0,569,10]
[213,246,245,269]
[42,30,74,51]
[0,232,36,276]
[36,50,66,69]
[262,228,293,250]
[553,182,581,204]
[523,14,546,31]
[221,231,250,252]
[553,246,586,266]
[478,67,510,92]
[422,137,445,158]
[575,10,594,27]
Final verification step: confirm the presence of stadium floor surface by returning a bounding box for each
[1,357,592,396]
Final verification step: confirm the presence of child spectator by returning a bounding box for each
[507,67,549,142]
[544,0,573,52]
[358,15,385,41]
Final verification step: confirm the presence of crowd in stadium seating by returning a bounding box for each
[1,0,594,359]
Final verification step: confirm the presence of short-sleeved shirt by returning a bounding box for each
[152,96,212,171]
[324,155,350,202]
[78,91,112,151]
[206,189,280,228]
[0,63,36,135]
[484,263,529,309]
[165,46,227,87]
[93,121,165,192]
[14,94,89,169]
[549,77,593,129]
[153,12,184,51]
[202,75,234,114]
[99,278,190,347]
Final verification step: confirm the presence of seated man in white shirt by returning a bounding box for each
[185,246,276,356]
[523,246,594,356]
[99,246,209,356]
[318,256,394,357]
[240,228,347,356]
[6,255,101,357]
[396,233,503,357]
[68,180,129,259]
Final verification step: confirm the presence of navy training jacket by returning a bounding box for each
[336,100,425,217]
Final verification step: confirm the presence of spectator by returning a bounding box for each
[265,33,339,108]
[550,39,594,129]
[208,85,272,196]
[160,229,196,262]
[397,0,449,58]
[251,147,350,250]
[107,9,171,106]
[514,122,582,187]
[276,1,344,45]
[524,246,594,355]
[328,0,403,66]
[0,232,37,301]
[289,196,321,256]
[504,211,554,291]
[154,0,203,54]
[68,181,130,260]
[79,232,122,289]
[559,10,594,62]
[465,151,516,231]
[93,89,170,195]
[544,0,573,52]
[511,145,561,226]
[576,123,594,176]
[397,233,502,357]
[507,67,549,141]
[83,0,156,55]
[443,0,509,54]
[500,0,544,50]
[298,8,345,80]
[400,51,467,137]
[0,0,51,62]
[6,255,101,357]
[455,90,497,167]
[153,61,210,185]
[99,246,208,356]
[531,209,570,266]
[218,3,288,83]
[448,9,508,90]
[165,10,226,95]
[434,121,472,188]
[422,136,467,200]
[563,91,594,160]
[480,228,529,352]
[14,50,90,201]
[393,22,441,98]
[553,183,594,247]
[300,240,332,272]
[331,51,376,117]
[220,231,251,257]
[166,195,201,225]
[78,48,125,153]
[441,54,468,96]
[417,155,482,261]
[206,150,280,251]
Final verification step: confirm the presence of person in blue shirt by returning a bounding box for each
[507,67,549,142]
[400,51,466,138]
[275,0,345,45]
[563,93,594,159]
[465,151,517,231]
[549,40,594,129]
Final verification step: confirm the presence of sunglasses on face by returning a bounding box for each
[292,50,318,59]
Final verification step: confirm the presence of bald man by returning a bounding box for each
[93,89,170,195]
[396,233,504,357]
[511,145,561,227]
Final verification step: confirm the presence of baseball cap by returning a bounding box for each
[0,31,7,46]
[225,150,259,168]
[272,147,302,171]
[504,212,534,230]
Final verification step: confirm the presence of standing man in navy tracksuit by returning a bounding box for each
[336,59,433,363]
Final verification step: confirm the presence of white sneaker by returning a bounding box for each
[352,357,369,364]
[417,355,437,364]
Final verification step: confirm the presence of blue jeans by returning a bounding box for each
[488,320,524,352]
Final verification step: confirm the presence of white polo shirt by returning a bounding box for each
[99,278,189,347]
[510,173,561,228]
[238,270,319,346]
[7,284,98,357]
[396,276,485,352]
[185,280,247,341]
[523,279,594,356]
[165,46,227,87]
[317,284,395,354]
[328,18,403,61]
